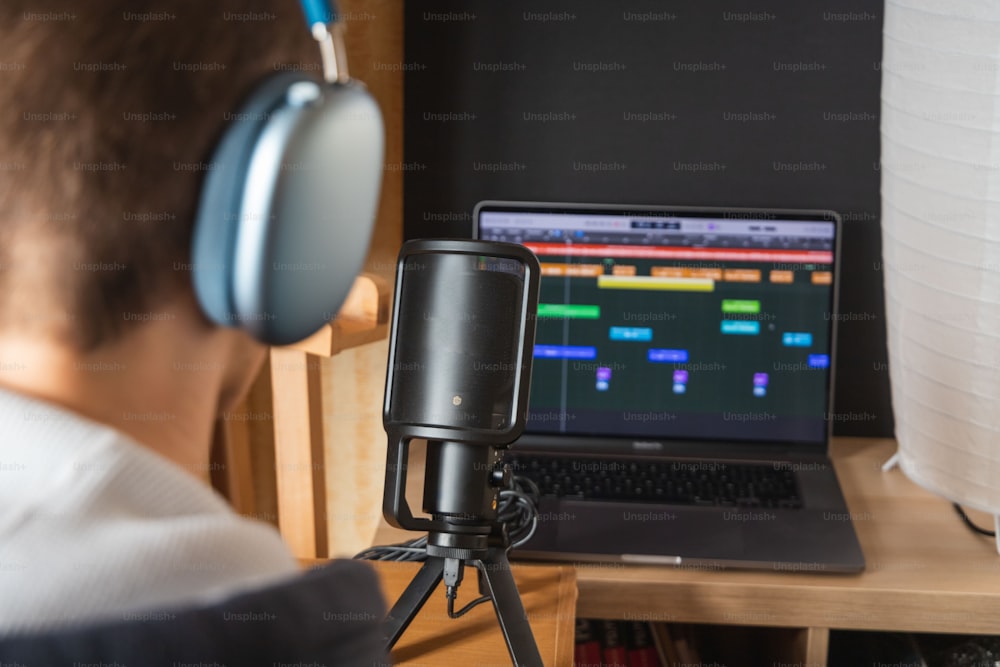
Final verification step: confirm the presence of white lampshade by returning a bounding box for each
[881,0,1000,520]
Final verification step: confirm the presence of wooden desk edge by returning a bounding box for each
[574,575,1000,634]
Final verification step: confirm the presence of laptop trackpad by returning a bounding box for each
[552,499,744,560]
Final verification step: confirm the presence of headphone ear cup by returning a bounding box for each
[191,74,384,345]
[191,73,307,333]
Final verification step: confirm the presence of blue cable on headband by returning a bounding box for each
[300,0,337,27]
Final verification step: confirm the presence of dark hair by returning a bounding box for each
[0,1,318,350]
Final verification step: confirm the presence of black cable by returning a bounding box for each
[447,592,492,618]
[498,475,541,550]
[354,535,427,562]
[953,503,996,537]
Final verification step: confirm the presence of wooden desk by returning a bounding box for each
[370,560,576,666]
[374,438,1000,666]
[572,438,1000,631]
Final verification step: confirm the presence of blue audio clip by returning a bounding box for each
[299,0,336,25]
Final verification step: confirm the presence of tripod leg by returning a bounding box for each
[473,549,544,667]
[384,557,445,650]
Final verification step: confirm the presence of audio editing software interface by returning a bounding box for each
[478,209,837,445]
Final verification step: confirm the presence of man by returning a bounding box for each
[0,0,386,657]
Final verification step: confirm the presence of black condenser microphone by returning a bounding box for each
[383,239,538,530]
[380,238,543,666]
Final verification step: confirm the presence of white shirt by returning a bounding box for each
[0,388,299,636]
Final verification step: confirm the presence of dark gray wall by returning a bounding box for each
[401,0,890,437]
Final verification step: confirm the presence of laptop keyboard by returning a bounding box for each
[506,455,803,509]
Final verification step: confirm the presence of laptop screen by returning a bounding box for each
[475,202,840,448]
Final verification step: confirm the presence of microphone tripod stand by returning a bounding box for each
[382,440,543,667]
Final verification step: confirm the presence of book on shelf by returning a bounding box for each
[574,618,664,666]
[574,618,603,667]
[625,620,662,667]
[598,619,629,667]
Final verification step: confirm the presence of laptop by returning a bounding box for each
[474,201,865,573]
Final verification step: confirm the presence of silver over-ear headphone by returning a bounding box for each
[191,0,384,345]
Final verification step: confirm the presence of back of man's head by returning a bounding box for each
[0,1,317,351]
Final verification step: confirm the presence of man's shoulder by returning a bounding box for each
[0,385,242,519]
[0,387,300,635]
